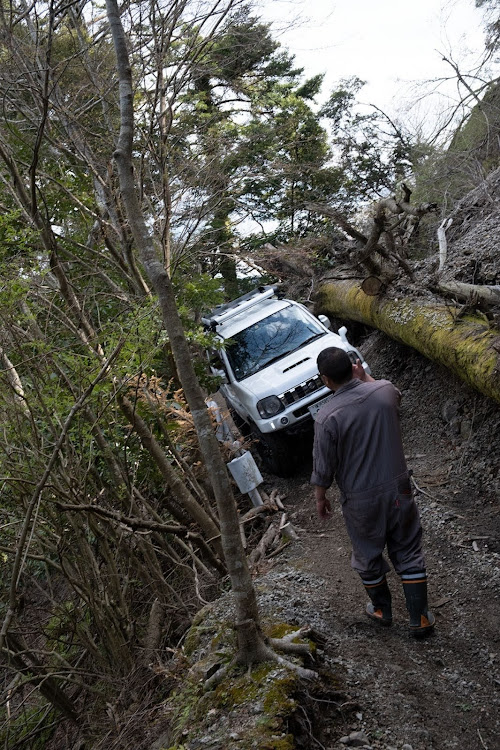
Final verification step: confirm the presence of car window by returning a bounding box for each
[225,305,325,380]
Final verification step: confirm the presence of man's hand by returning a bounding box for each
[352,359,375,382]
[314,485,332,520]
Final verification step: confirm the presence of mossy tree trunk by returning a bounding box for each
[316,279,500,405]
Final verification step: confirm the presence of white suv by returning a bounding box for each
[203,286,370,476]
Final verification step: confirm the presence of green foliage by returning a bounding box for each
[157,7,339,260]
[320,77,422,209]
[320,76,364,128]
[0,703,57,749]
[0,209,39,260]
[174,275,224,321]
[295,74,324,101]
[205,8,279,80]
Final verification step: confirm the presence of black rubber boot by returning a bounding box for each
[401,571,435,637]
[361,574,393,626]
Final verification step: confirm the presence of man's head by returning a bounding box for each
[317,347,353,391]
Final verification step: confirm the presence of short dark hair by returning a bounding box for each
[317,347,353,384]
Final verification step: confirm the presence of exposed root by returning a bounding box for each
[269,650,318,680]
[202,625,318,691]
[270,625,313,647]
[203,657,237,692]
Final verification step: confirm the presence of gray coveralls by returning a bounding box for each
[310,378,425,578]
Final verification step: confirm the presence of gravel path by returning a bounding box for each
[254,330,500,750]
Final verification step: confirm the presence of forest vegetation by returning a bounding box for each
[0,0,499,747]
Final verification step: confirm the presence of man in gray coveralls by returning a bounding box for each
[311,347,435,637]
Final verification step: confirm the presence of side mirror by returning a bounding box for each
[338,325,348,343]
[318,314,331,330]
[209,353,229,383]
[212,367,228,384]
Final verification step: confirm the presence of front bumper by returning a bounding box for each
[255,384,332,434]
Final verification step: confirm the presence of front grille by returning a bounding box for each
[279,374,323,406]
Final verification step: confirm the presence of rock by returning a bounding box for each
[442,399,460,423]
[340,731,371,746]
[460,419,472,438]
[150,733,172,750]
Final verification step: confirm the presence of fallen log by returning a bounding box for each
[438,280,500,306]
[316,279,500,405]
[248,522,280,566]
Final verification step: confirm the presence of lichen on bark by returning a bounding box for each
[316,280,500,405]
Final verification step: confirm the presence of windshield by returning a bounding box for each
[225,305,326,380]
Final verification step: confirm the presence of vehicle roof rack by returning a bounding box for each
[202,286,281,329]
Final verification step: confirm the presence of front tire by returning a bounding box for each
[252,428,297,478]
[228,406,252,438]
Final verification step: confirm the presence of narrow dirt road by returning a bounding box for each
[260,331,500,750]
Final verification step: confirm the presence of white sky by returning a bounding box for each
[259,0,490,134]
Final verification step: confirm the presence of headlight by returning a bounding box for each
[257,395,284,418]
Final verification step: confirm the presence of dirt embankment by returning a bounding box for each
[260,329,500,750]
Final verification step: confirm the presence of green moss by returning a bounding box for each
[183,613,235,658]
[190,602,214,627]
[258,735,295,750]
[165,606,324,750]
[262,671,298,716]
[166,657,301,749]
[210,624,236,651]
[266,622,297,639]
[167,680,206,739]
[183,624,214,657]
[213,666,262,708]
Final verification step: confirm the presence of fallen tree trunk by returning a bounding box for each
[316,280,500,405]
[438,280,500,306]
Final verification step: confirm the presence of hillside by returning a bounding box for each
[269,329,500,749]
[158,165,500,747]
[142,329,499,750]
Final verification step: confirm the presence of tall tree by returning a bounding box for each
[0,5,323,741]
[105,0,317,683]
[320,77,420,210]
[105,0,272,668]
[130,4,337,292]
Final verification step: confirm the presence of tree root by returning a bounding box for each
[269,625,314,656]
[268,649,317,680]
[203,625,318,691]
[203,658,238,692]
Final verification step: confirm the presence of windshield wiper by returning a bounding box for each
[285,331,326,355]
[242,333,326,376]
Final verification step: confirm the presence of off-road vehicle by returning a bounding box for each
[203,286,370,476]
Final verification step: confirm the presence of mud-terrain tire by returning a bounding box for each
[252,428,296,477]
[228,407,252,437]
